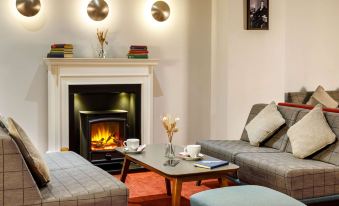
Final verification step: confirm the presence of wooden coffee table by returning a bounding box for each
[117,144,239,206]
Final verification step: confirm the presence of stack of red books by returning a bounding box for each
[127,45,148,59]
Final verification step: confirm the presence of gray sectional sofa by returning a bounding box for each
[0,128,128,206]
[198,104,339,203]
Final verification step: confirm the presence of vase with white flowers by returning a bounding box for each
[162,114,179,159]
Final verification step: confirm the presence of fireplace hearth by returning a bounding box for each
[69,84,141,172]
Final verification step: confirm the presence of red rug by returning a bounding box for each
[114,171,225,206]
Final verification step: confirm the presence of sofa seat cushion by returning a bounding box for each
[235,152,339,200]
[41,152,128,205]
[190,185,306,206]
[197,140,280,162]
[44,151,91,170]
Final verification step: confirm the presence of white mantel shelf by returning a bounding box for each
[45,58,158,152]
[44,58,159,67]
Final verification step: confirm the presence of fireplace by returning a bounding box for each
[45,58,157,158]
[69,84,141,172]
[88,114,126,152]
[80,110,127,159]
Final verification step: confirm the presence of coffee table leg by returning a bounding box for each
[196,180,202,186]
[218,178,222,185]
[120,157,131,183]
[165,178,171,196]
[172,178,182,206]
[220,177,230,187]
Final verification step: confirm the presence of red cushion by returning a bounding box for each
[278,102,339,113]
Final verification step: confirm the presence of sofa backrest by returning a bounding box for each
[285,90,339,105]
[314,112,339,165]
[285,109,339,166]
[264,106,301,151]
[0,127,42,205]
[241,104,300,151]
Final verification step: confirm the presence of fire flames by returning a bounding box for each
[91,122,122,151]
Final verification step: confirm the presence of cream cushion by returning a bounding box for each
[287,105,336,159]
[6,118,50,187]
[307,85,338,108]
[245,102,286,146]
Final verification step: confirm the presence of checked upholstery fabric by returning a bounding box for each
[199,104,339,200]
[0,128,128,206]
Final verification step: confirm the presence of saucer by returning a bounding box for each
[179,152,204,161]
[123,147,143,154]
[123,145,146,154]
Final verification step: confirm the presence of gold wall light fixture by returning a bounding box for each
[151,1,170,22]
[16,0,41,17]
[87,0,109,21]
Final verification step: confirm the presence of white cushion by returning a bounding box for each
[287,104,336,159]
[245,102,286,147]
[307,85,338,108]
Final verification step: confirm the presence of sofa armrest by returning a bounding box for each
[1,131,42,205]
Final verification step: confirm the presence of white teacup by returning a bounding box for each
[123,139,140,151]
[184,145,201,158]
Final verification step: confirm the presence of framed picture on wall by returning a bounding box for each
[247,0,269,30]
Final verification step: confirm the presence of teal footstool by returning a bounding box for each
[190,185,306,206]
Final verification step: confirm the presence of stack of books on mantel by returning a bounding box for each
[127,45,148,59]
[47,44,74,58]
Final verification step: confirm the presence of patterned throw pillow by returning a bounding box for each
[307,85,339,108]
[245,102,286,147]
[287,104,336,159]
[6,118,50,187]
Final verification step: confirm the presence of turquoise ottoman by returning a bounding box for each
[190,185,306,206]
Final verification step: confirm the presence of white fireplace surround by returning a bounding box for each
[44,58,158,152]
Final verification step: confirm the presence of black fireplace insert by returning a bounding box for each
[80,110,127,160]
[68,84,141,172]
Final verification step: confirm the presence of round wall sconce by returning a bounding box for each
[151,1,170,22]
[16,0,41,17]
[87,0,109,21]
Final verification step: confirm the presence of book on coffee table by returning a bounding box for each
[194,159,229,169]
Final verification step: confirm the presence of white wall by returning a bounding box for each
[211,0,339,140]
[211,0,286,139]
[4,0,337,148]
[285,0,339,92]
[0,0,211,152]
